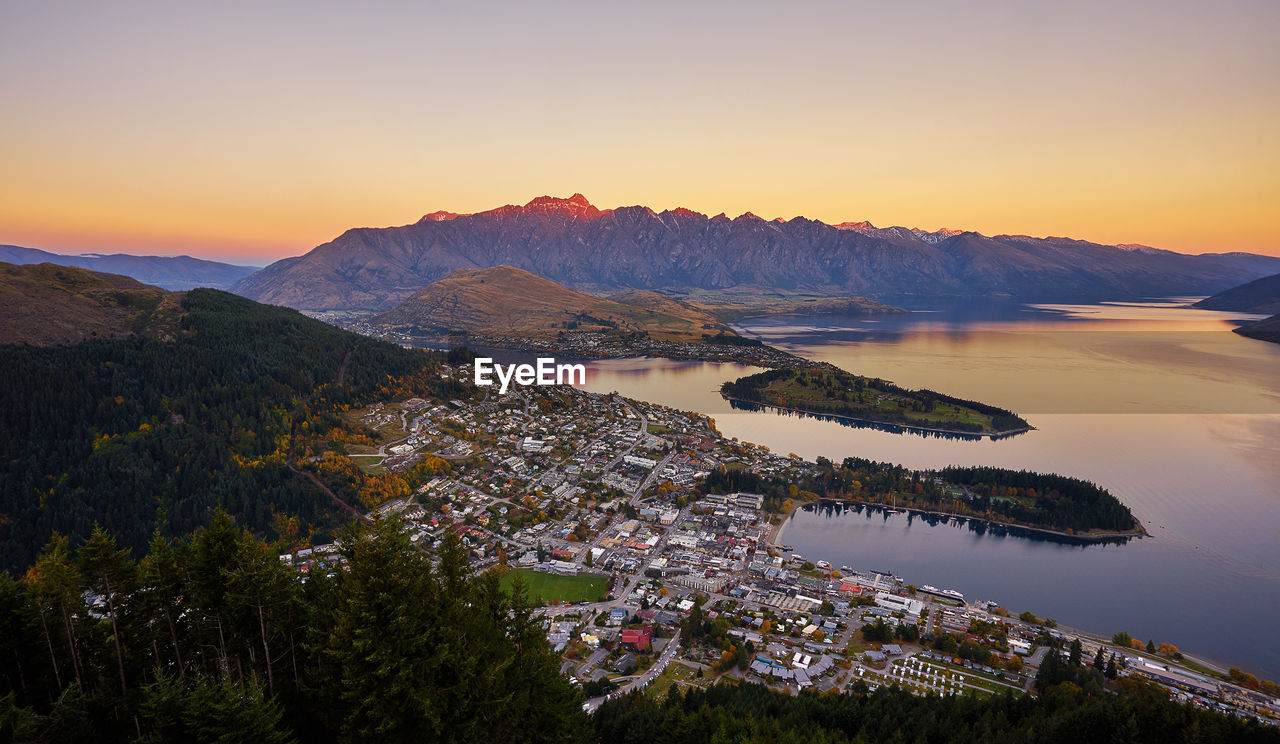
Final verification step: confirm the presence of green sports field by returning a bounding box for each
[499,568,609,605]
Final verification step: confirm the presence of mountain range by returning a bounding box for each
[230,194,1280,310]
[0,244,256,290]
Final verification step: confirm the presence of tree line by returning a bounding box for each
[0,515,588,743]
[702,456,1138,534]
[592,676,1279,744]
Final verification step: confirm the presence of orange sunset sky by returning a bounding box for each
[2,1,1278,264]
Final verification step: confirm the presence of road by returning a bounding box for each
[584,629,682,711]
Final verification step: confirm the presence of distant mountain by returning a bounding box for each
[1234,314,1280,344]
[0,244,256,290]
[230,194,1280,311]
[0,262,184,346]
[1192,272,1280,314]
[376,265,731,341]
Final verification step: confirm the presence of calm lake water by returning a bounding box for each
[571,300,1280,678]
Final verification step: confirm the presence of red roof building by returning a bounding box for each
[619,626,653,652]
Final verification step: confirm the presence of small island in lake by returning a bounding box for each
[720,367,1032,437]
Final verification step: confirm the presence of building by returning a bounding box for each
[875,592,924,617]
[623,454,657,470]
[620,626,653,652]
[673,574,727,593]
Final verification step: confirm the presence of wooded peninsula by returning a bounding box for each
[720,368,1032,437]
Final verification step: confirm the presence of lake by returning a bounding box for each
[572,300,1280,678]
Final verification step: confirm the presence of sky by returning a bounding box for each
[2,0,1278,264]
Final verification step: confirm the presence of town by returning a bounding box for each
[307,310,834,371]
[279,361,1280,726]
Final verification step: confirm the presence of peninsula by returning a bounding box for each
[720,368,1032,437]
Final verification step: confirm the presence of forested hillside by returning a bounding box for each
[0,289,465,572]
[0,518,587,743]
[593,679,1279,744]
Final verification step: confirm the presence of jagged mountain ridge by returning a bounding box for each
[231,195,1280,310]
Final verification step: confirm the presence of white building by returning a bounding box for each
[875,592,924,617]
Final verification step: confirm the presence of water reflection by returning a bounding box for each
[567,300,1280,678]
[724,398,1028,441]
[736,302,1280,414]
[809,501,1133,547]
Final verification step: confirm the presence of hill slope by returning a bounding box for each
[0,261,184,345]
[231,194,1280,310]
[0,244,257,290]
[376,265,731,341]
[0,284,464,572]
[1193,272,1280,314]
[1235,314,1280,344]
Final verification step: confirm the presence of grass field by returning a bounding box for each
[500,568,609,605]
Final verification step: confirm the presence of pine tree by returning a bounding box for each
[24,536,85,690]
[318,518,441,742]
[139,672,294,744]
[224,538,300,696]
[77,526,137,696]
[138,533,189,677]
[186,510,244,671]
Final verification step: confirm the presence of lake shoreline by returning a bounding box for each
[770,498,1147,547]
[722,395,1035,440]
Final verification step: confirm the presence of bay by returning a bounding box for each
[572,300,1280,678]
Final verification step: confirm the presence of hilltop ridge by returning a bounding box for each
[375,265,732,342]
[0,261,184,346]
[231,194,1280,311]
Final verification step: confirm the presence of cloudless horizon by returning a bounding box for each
[3,0,1278,262]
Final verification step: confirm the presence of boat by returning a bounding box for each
[917,585,966,603]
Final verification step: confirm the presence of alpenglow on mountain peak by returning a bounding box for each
[230,194,1280,311]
